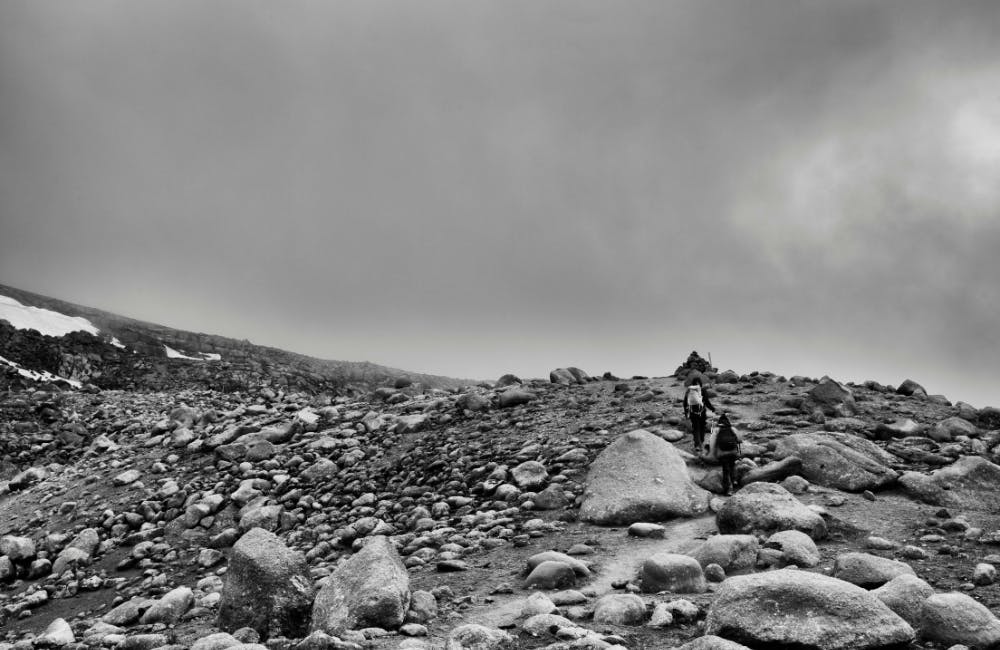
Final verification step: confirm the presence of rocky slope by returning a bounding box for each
[0,284,469,396]
[2,328,1000,648]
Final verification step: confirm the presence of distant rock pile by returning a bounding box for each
[674,351,716,382]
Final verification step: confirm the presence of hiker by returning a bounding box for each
[715,413,742,495]
[683,376,715,452]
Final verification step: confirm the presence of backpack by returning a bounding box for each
[686,385,704,414]
[716,424,740,455]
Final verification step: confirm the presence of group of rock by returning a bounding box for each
[0,353,1000,649]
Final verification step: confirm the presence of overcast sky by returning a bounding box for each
[1,1,999,406]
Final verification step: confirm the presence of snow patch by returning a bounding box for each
[0,354,82,388]
[164,345,220,362]
[164,345,201,360]
[110,337,126,349]
[0,295,100,337]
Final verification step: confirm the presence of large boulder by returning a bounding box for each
[446,624,515,650]
[511,461,548,490]
[716,483,827,540]
[899,456,1000,509]
[550,367,589,385]
[704,569,914,650]
[218,528,315,639]
[871,574,934,627]
[930,416,976,442]
[498,389,534,408]
[592,594,647,625]
[896,379,926,397]
[772,432,898,491]
[311,536,410,635]
[579,429,711,525]
[920,592,1000,648]
[764,530,820,568]
[832,553,915,588]
[808,377,858,416]
[140,586,194,625]
[639,553,706,594]
[689,535,759,574]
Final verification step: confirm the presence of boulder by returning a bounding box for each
[832,553,915,588]
[899,456,1000,509]
[871,574,934,627]
[0,535,35,562]
[772,432,898,491]
[716,483,827,540]
[896,379,926,397]
[930,417,977,442]
[511,461,548,490]
[764,530,820,568]
[579,429,710,525]
[498,389,534,408]
[496,374,522,387]
[689,535,759,574]
[676,637,752,650]
[640,553,706,593]
[592,594,647,625]
[740,456,803,486]
[808,378,857,416]
[218,528,315,639]
[446,624,515,650]
[311,536,410,635]
[704,569,914,650]
[550,368,579,385]
[37,618,74,646]
[526,551,591,577]
[140,586,194,624]
[872,419,924,440]
[920,592,1000,648]
[524,561,576,589]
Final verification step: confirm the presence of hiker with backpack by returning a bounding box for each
[715,413,742,495]
[683,377,715,453]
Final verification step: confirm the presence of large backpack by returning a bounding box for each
[686,385,704,415]
[716,424,740,455]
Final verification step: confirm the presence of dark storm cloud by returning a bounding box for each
[1,1,998,405]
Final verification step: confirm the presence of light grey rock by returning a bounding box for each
[704,569,914,650]
[833,552,915,588]
[716,482,827,540]
[311,536,410,635]
[689,535,758,573]
[579,429,710,525]
[920,592,1000,648]
[640,553,706,594]
[871,574,934,627]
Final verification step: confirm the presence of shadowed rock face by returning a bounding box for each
[705,569,915,650]
[579,429,711,525]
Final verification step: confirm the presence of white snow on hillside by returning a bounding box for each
[110,337,126,349]
[0,295,100,337]
[164,345,221,362]
[0,354,82,388]
[164,345,200,360]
